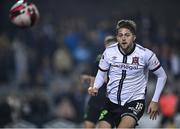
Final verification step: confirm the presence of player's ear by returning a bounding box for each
[133,35,136,41]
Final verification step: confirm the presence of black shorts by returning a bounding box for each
[84,104,103,124]
[84,85,107,124]
[98,98,145,127]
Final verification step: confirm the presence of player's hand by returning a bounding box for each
[147,101,159,120]
[88,86,98,96]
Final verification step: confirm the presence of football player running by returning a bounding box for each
[88,20,167,128]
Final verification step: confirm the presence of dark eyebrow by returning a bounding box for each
[118,32,132,35]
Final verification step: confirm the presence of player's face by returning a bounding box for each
[116,28,136,53]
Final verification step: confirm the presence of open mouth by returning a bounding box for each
[122,42,127,45]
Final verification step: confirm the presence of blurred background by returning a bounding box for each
[0,0,180,128]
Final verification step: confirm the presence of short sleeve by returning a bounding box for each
[98,50,110,71]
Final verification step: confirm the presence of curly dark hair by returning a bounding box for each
[116,20,136,35]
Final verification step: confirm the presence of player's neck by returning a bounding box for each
[119,43,135,55]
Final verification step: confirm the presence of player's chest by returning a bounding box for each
[109,54,145,72]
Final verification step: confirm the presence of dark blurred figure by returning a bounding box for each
[54,94,77,122]
[0,98,13,127]
[81,35,117,128]
[21,91,53,128]
[170,46,180,81]
[0,35,15,85]
[159,87,178,128]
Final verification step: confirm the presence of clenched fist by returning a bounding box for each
[88,87,98,96]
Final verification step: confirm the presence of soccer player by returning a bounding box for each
[88,20,167,128]
[81,35,117,128]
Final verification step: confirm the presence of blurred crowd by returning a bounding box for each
[0,0,180,128]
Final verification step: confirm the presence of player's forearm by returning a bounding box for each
[152,67,167,102]
[93,70,107,89]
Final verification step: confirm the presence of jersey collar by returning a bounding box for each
[118,43,136,56]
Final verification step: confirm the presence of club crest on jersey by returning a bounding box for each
[132,57,139,65]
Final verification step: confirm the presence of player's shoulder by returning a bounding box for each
[136,43,153,54]
[136,44,155,60]
[136,44,146,51]
[106,42,118,49]
[103,43,118,56]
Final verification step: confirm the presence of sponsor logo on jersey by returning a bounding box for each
[111,63,138,70]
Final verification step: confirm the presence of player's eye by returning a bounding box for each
[118,34,123,37]
[125,33,131,36]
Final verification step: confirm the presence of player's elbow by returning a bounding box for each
[162,69,167,81]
